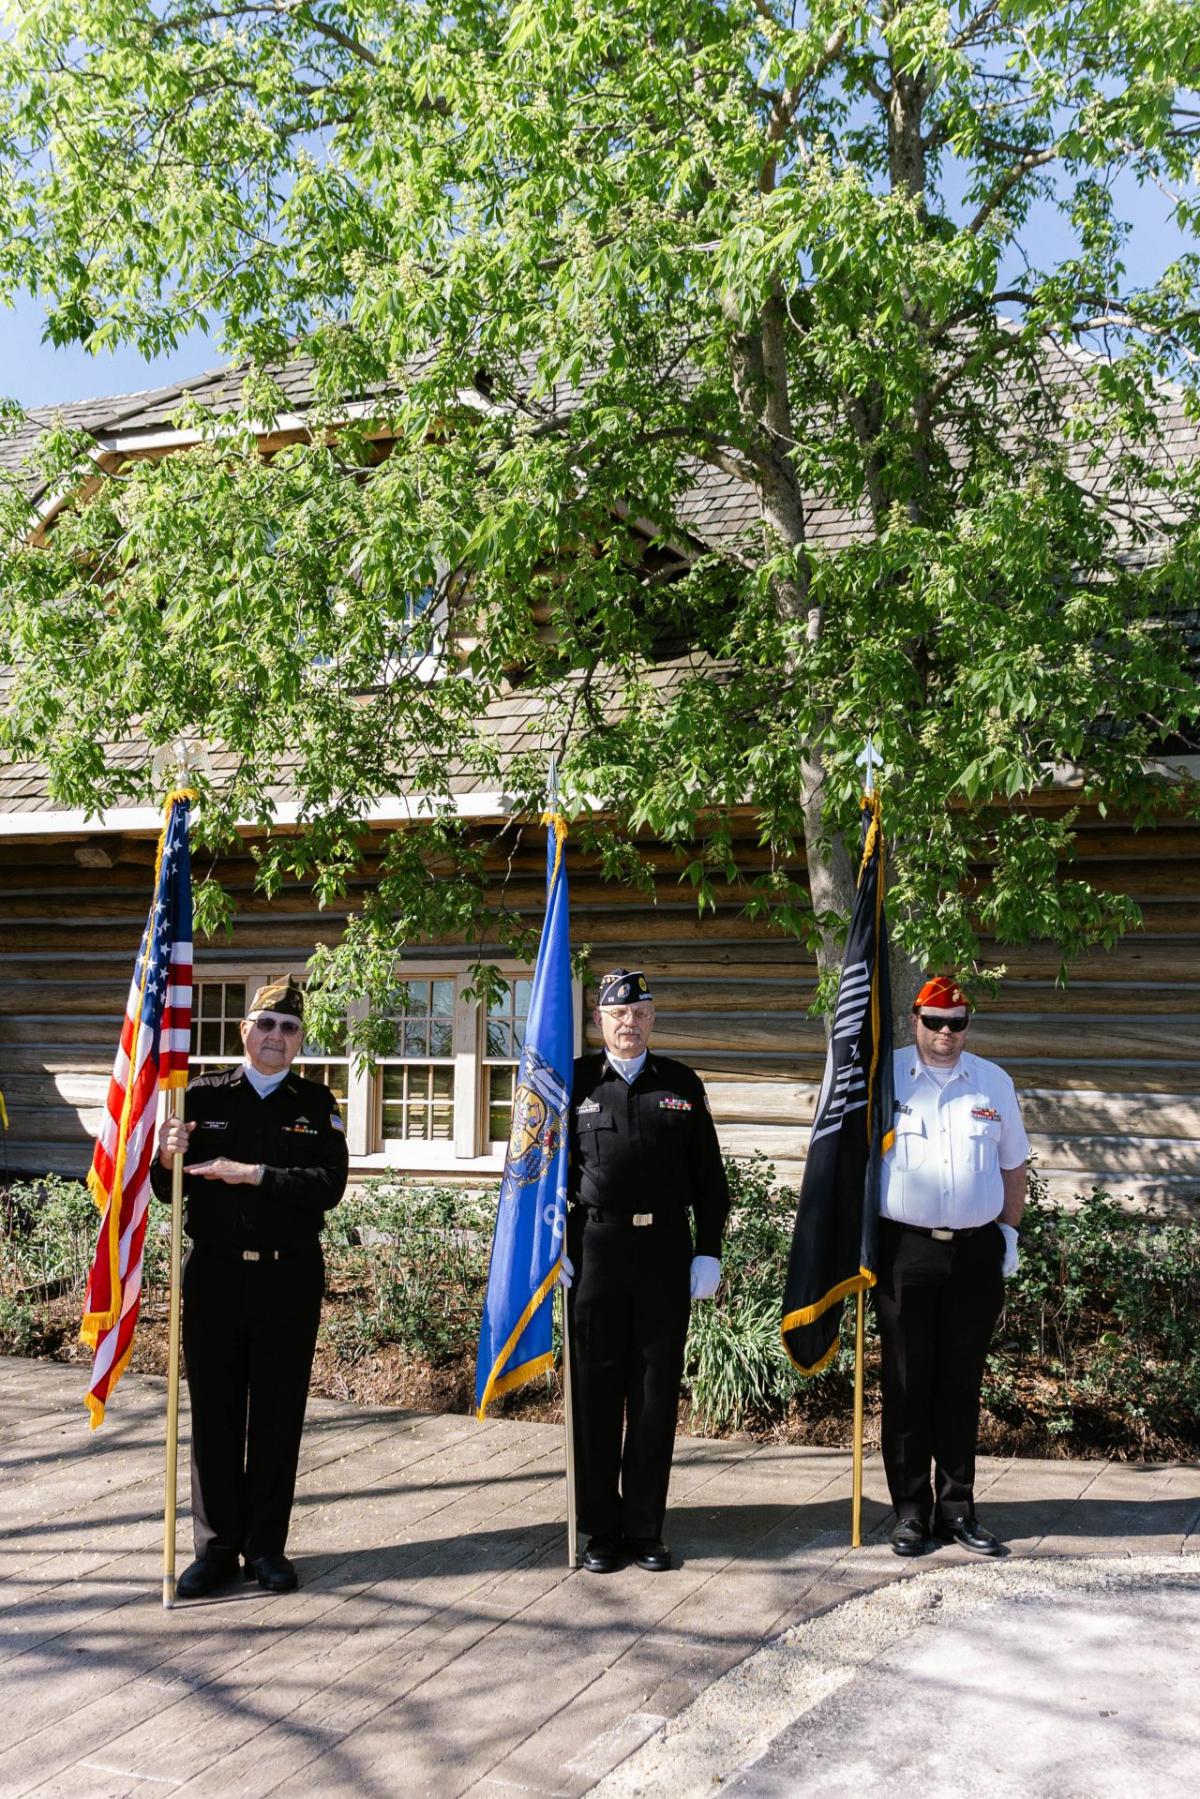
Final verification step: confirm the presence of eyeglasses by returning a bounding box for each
[916,1012,969,1033]
[249,1016,302,1037]
[602,1004,654,1022]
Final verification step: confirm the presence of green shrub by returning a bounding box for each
[1,1175,98,1298]
[323,1180,495,1368]
[988,1167,1200,1453]
[683,1154,799,1431]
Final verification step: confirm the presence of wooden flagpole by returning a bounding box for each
[851,733,882,1551]
[561,1287,579,1568]
[546,752,579,1569]
[163,1085,186,1608]
[851,1290,866,1548]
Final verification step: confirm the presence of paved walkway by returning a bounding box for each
[1,1358,1198,1798]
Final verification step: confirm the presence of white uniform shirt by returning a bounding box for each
[880,1048,1030,1229]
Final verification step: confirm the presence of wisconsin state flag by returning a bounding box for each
[781,792,894,1374]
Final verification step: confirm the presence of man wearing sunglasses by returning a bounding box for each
[561,968,729,1575]
[150,977,348,1599]
[877,975,1029,1560]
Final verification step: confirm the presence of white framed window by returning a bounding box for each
[376,976,457,1149]
[295,1012,351,1110]
[190,980,248,1074]
[190,962,580,1173]
[482,974,534,1151]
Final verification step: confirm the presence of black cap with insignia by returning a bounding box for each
[597,968,654,1008]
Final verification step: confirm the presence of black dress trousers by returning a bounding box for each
[873,1219,1006,1524]
[182,1241,325,1560]
[567,1207,692,1540]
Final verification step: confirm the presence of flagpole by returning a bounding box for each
[852,732,880,1552]
[163,1084,186,1608]
[851,1290,865,1548]
[560,1288,579,1569]
[545,754,580,1570]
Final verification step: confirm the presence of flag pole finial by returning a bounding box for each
[856,734,884,797]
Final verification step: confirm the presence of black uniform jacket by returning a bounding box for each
[568,1052,730,1258]
[148,1066,348,1251]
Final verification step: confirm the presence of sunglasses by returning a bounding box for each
[916,1012,969,1033]
[250,1016,302,1037]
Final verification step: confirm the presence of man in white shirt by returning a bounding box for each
[876,975,1028,1558]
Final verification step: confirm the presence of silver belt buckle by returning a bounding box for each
[632,1213,653,1228]
[931,1228,954,1242]
[242,1249,262,1262]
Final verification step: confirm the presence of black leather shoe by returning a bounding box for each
[625,1536,671,1572]
[582,1534,622,1573]
[890,1517,933,1558]
[246,1552,299,1592]
[176,1554,239,1599]
[934,1516,1003,1556]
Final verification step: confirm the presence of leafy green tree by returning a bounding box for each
[2,1,1199,1033]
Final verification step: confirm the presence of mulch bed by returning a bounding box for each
[6,1290,1170,1462]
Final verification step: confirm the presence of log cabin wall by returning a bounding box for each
[1,805,1198,1211]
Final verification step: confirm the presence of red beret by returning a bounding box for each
[913,975,970,1012]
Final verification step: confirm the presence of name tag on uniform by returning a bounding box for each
[198,1120,227,1131]
[971,1106,1001,1122]
[577,1098,601,1115]
[660,1096,692,1112]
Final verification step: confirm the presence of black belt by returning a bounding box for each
[883,1219,993,1241]
[574,1206,661,1228]
[194,1243,312,1262]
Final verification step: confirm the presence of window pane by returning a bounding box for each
[199,1020,221,1056]
[429,1019,452,1057]
[299,1061,349,1108]
[487,1065,515,1145]
[513,979,532,1017]
[431,979,454,1016]
[222,1019,243,1056]
[378,1052,455,1146]
[404,1021,429,1057]
[487,1020,511,1057]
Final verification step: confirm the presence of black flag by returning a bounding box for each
[781,793,894,1374]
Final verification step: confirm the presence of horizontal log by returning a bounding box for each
[586,1014,1200,1061]
[1026,1131,1200,1178]
[712,1123,810,1164]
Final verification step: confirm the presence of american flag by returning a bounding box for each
[81,792,194,1427]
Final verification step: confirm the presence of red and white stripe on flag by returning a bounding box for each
[81,791,194,1427]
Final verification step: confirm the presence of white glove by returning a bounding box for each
[557,1253,575,1291]
[999,1224,1019,1278]
[689,1255,721,1300]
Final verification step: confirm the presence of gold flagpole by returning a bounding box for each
[162,1089,186,1607]
[851,1290,866,1548]
[560,1286,579,1568]
[546,752,579,1570]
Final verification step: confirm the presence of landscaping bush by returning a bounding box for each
[3,1160,1198,1458]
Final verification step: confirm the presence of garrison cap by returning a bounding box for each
[247,976,305,1021]
[913,975,970,1012]
[596,968,654,1009]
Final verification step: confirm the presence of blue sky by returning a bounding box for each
[1,174,1194,410]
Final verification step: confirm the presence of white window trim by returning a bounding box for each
[191,960,582,1174]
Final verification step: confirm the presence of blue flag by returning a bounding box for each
[475,813,572,1417]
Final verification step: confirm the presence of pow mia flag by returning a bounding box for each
[781,794,895,1374]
